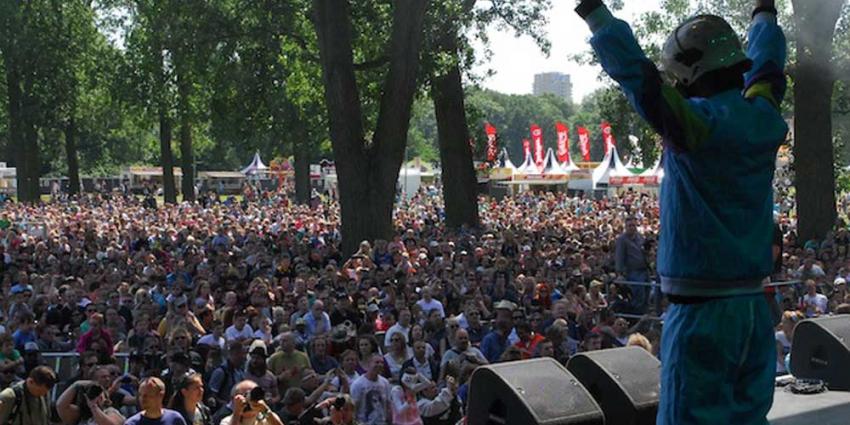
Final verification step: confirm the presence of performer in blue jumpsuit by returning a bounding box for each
[575,0,787,423]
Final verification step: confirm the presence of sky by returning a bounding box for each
[474,0,662,103]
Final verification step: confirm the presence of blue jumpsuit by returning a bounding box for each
[577,1,788,423]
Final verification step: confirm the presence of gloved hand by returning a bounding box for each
[753,0,777,16]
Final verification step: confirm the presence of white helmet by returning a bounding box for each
[660,15,750,87]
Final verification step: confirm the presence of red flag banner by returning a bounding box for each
[601,121,616,154]
[523,139,531,158]
[485,123,498,162]
[555,122,570,163]
[578,126,591,161]
[530,124,544,168]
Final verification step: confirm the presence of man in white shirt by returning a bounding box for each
[350,355,392,425]
[384,308,412,348]
[198,320,225,349]
[801,280,829,317]
[225,310,254,343]
[415,287,445,319]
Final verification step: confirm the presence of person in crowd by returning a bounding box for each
[268,332,312,395]
[351,354,392,425]
[800,279,829,317]
[125,377,187,425]
[207,343,247,411]
[776,310,803,374]
[383,332,412,383]
[219,380,284,425]
[390,369,427,425]
[440,329,487,369]
[244,343,279,407]
[168,371,212,425]
[0,365,56,425]
[418,376,462,425]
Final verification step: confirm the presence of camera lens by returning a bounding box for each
[86,385,103,400]
[250,386,265,402]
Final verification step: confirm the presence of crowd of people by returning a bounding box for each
[0,183,846,424]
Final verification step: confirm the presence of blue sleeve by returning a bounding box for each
[743,12,787,108]
[579,3,714,152]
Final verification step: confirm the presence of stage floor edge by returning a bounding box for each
[768,388,850,425]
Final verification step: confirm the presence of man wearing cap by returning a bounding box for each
[245,342,280,407]
[225,309,254,343]
[479,301,515,363]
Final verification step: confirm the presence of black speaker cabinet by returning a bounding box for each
[791,316,850,390]
[467,357,604,425]
[567,347,661,425]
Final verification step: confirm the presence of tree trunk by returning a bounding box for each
[178,69,195,202]
[294,138,311,205]
[4,48,25,200]
[18,77,41,202]
[792,0,844,242]
[158,44,177,205]
[313,0,429,256]
[159,110,177,204]
[431,15,479,229]
[65,117,80,195]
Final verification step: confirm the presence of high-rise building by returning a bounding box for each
[533,72,573,103]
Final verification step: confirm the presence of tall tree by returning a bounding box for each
[313,0,429,255]
[429,0,480,229]
[792,0,846,241]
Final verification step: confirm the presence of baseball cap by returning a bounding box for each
[835,277,846,286]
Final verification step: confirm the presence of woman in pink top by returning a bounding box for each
[76,313,114,356]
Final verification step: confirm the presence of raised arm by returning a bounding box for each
[575,0,714,152]
[743,0,787,109]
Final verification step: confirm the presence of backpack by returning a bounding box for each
[6,382,25,425]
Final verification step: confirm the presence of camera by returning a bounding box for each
[249,386,265,403]
[333,396,346,410]
[86,384,103,401]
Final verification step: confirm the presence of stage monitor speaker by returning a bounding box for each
[790,316,850,390]
[566,346,661,425]
[467,357,604,425]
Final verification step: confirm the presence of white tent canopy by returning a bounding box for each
[561,152,581,172]
[240,151,269,176]
[592,145,633,187]
[516,151,539,174]
[542,148,567,175]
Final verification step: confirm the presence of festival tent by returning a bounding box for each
[560,151,581,172]
[240,151,269,176]
[610,155,664,186]
[511,149,569,184]
[591,145,634,188]
[515,151,539,175]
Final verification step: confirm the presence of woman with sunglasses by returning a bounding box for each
[168,372,212,425]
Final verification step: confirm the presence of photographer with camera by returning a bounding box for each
[220,380,284,425]
[56,366,125,425]
[313,394,357,425]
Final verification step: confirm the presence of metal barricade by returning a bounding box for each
[41,352,130,401]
